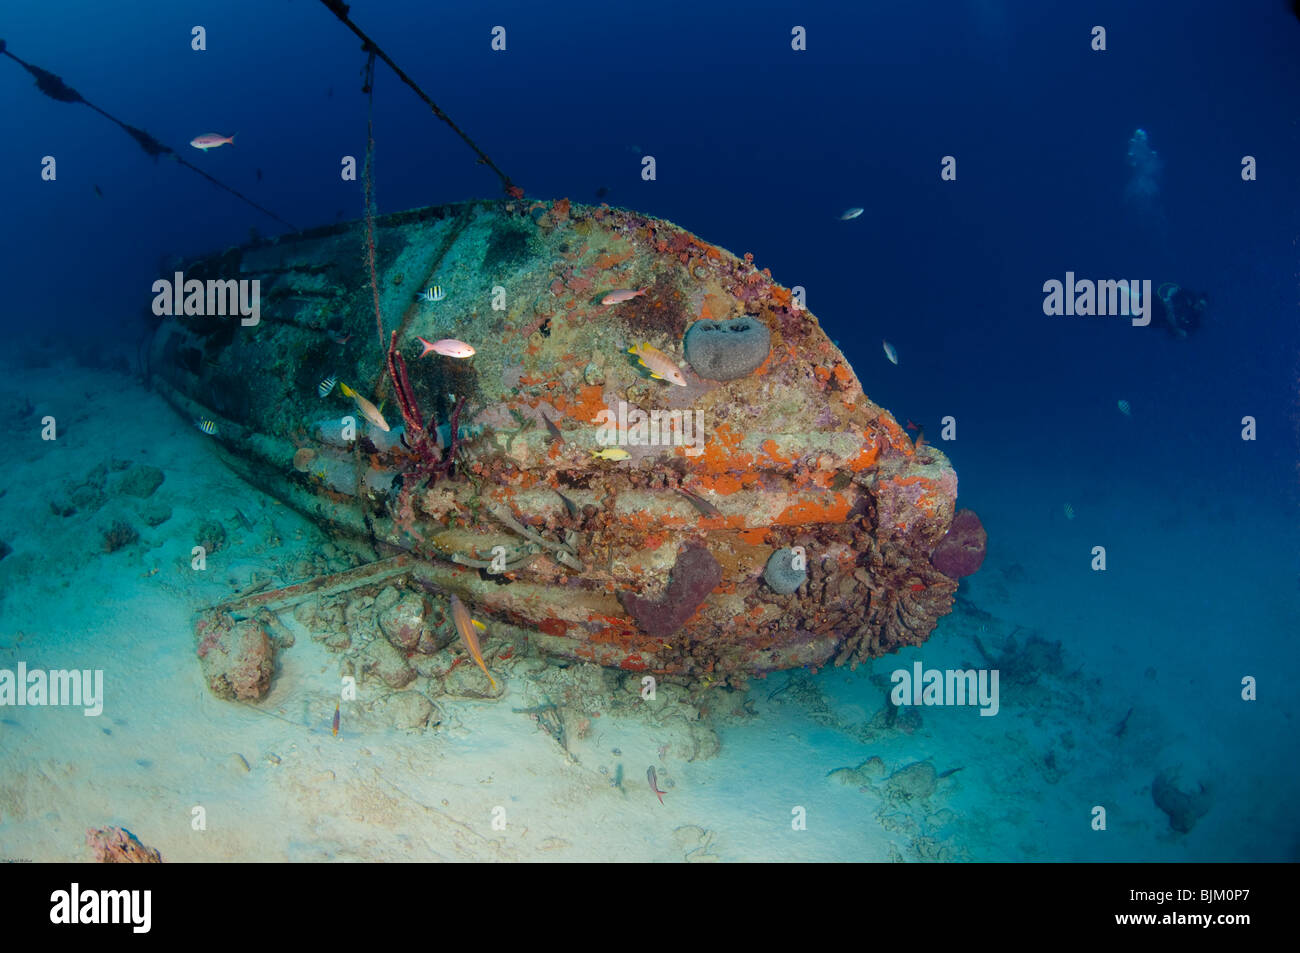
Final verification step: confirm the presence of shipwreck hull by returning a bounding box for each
[150,198,969,680]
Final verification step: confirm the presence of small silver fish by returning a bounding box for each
[196,418,218,435]
[415,285,446,303]
[1117,399,1132,417]
[883,340,899,365]
[840,207,864,220]
[318,376,337,398]
[1064,503,1075,520]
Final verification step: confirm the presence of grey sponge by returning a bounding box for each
[684,316,771,381]
[763,547,807,594]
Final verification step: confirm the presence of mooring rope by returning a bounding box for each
[316,0,523,199]
[0,39,300,230]
[361,49,385,347]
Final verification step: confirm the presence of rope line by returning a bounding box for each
[316,0,523,199]
[0,40,300,230]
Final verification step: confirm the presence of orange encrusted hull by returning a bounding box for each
[151,199,971,681]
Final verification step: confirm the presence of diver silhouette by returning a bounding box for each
[1151,282,1208,340]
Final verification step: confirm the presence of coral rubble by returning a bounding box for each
[194,613,276,700]
[86,826,162,863]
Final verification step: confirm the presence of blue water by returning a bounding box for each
[1,0,1297,862]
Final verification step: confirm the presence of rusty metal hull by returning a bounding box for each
[150,199,965,681]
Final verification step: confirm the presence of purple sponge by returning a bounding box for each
[619,540,722,637]
[931,509,987,579]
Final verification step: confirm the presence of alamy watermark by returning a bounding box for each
[50,883,150,933]
[593,400,706,456]
[152,270,260,326]
[891,661,999,716]
[0,663,103,716]
[1042,273,1149,326]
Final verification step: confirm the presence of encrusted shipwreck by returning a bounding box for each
[151,198,982,681]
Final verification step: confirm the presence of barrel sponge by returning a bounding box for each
[683,316,771,381]
[763,547,807,594]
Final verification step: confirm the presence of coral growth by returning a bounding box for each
[384,332,467,483]
[195,518,227,554]
[930,509,987,579]
[101,519,138,553]
[194,612,276,701]
[86,826,162,863]
[834,542,957,668]
[619,540,722,637]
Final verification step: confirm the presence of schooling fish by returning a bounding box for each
[418,337,475,359]
[415,285,446,303]
[628,342,687,386]
[318,376,337,398]
[195,418,218,435]
[449,594,497,691]
[190,132,236,151]
[338,382,391,432]
[840,207,865,220]
[331,703,340,737]
[602,288,648,306]
[590,447,630,461]
[647,765,667,805]
[882,340,899,365]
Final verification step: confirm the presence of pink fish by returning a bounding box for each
[601,288,648,306]
[418,337,476,359]
[190,132,237,151]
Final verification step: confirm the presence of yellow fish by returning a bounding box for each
[628,343,687,386]
[338,382,391,432]
[449,594,497,691]
[590,447,631,461]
